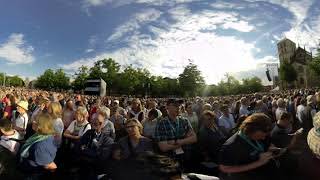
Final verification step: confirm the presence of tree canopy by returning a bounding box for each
[33,58,265,96]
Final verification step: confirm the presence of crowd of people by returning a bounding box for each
[0,87,319,180]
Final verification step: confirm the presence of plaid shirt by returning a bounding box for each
[154,116,193,142]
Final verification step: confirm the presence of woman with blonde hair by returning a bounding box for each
[64,106,91,141]
[127,99,145,122]
[116,118,152,160]
[20,113,58,174]
[48,102,64,147]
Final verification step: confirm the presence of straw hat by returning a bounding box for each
[307,112,320,158]
[17,101,29,111]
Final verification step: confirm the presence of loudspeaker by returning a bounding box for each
[266,69,272,81]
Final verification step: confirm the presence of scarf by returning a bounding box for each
[20,133,50,161]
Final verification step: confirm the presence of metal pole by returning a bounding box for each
[3,73,5,87]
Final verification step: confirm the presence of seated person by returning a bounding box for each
[219,113,280,180]
[199,110,225,162]
[78,116,114,161]
[64,106,91,147]
[271,112,293,148]
[0,118,22,154]
[20,113,57,174]
[117,119,153,159]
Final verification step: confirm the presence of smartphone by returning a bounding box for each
[270,148,281,156]
[269,148,286,156]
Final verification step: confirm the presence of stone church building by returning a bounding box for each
[277,38,316,88]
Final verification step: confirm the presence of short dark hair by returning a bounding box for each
[280,112,291,122]
[239,113,272,135]
[148,108,159,118]
[166,99,179,106]
[0,119,13,132]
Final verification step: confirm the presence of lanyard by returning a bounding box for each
[168,118,180,139]
[238,131,264,153]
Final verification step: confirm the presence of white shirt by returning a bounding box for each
[296,105,305,123]
[67,120,91,137]
[53,118,64,135]
[219,114,235,131]
[0,130,21,154]
[275,108,287,121]
[14,113,29,131]
[239,105,249,116]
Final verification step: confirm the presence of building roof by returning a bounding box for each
[277,38,295,45]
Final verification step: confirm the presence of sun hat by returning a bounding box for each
[307,112,320,159]
[17,101,29,111]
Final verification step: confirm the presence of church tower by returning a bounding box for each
[277,38,296,64]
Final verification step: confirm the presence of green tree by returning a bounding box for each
[35,69,55,90]
[54,69,70,90]
[178,63,205,97]
[309,46,320,76]
[72,65,89,91]
[279,61,297,84]
[242,77,263,93]
[35,69,70,90]
[7,76,24,87]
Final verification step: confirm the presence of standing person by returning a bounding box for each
[296,98,306,127]
[219,113,278,180]
[154,99,197,168]
[301,95,317,134]
[218,105,235,134]
[110,107,127,141]
[127,98,145,122]
[182,103,199,133]
[30,98,50,123]
[275,98,287,121]
[2,97,13,120]
[47,102,64,147]
[13,101,29,139]
[239,97,250,116]
[62,99,75,129]
[142,109,159,139]
[271,112,293,148]
[0,118,22,154]
[199,111,225,162]
[20,113,58,177]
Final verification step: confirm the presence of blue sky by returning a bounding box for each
[0,0,319,84]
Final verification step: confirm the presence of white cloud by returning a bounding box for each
[62,6,260,84]
[107,8,162,41]
[85,49,94,53]
[0,33,35,64]
[211,1,245,10]
[247,0,318,51]
[222,20,255,32]
[83,0,112,7]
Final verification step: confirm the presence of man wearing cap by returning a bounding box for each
[154,99,197,167]
[13,101,29,138]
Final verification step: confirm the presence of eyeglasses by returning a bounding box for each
[93,121,103,126]
[125,125,137,129]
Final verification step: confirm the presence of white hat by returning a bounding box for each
[114,100,120,104]
[308,112,320,159]
[17,101,28,111]
[307,95,315,105]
